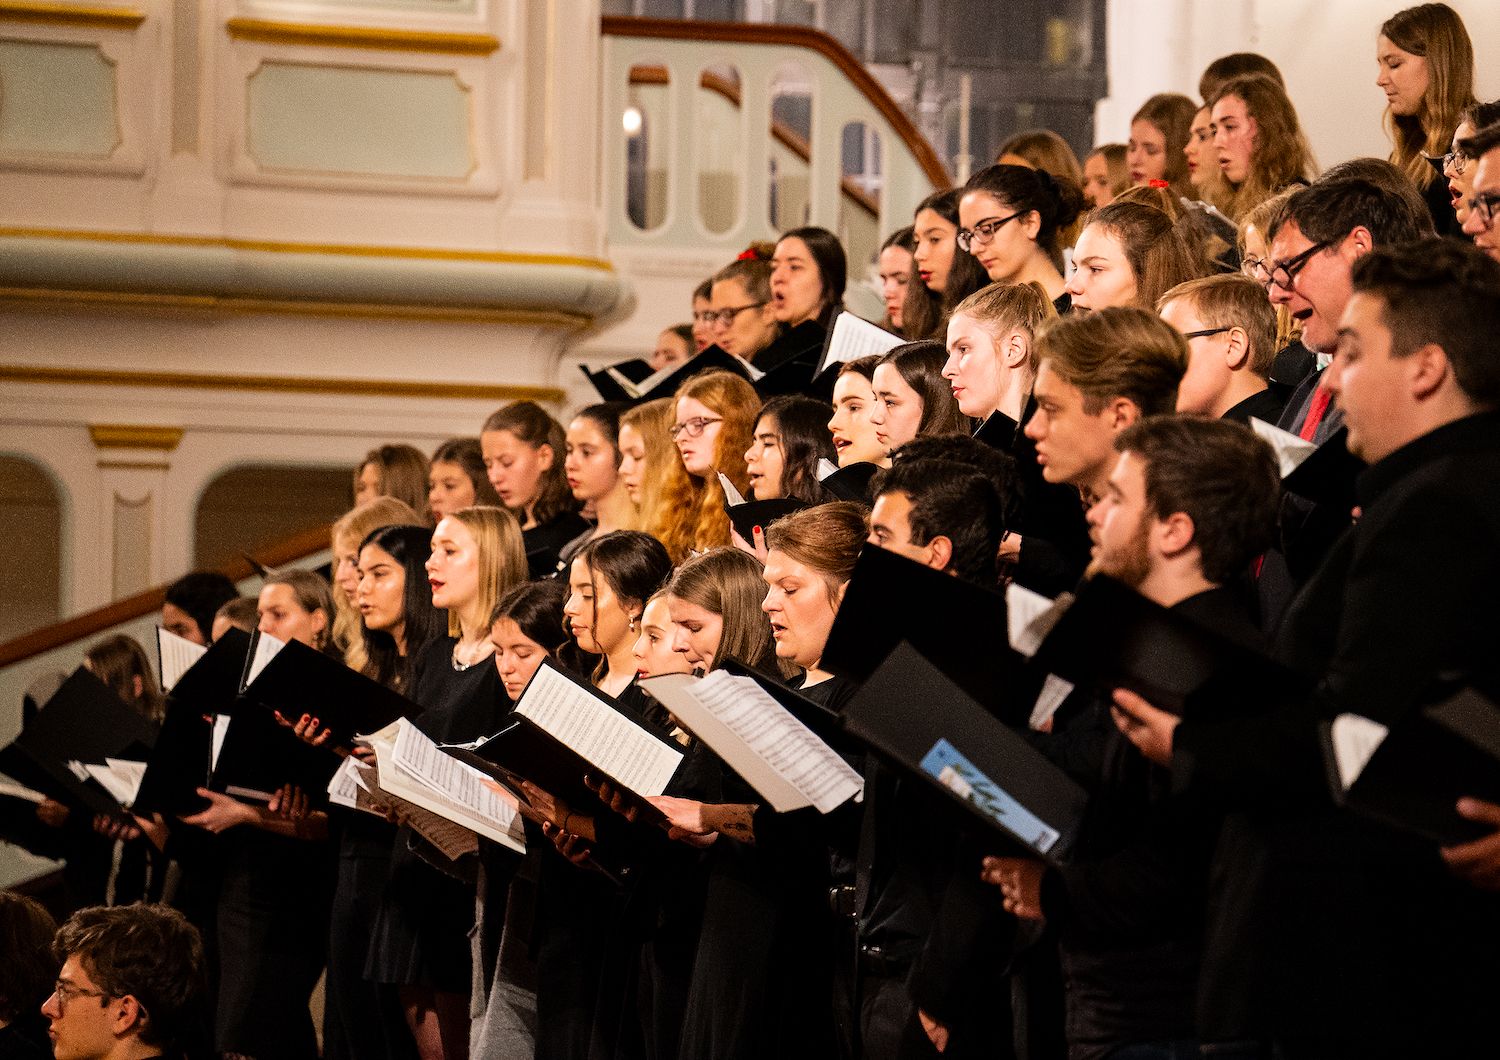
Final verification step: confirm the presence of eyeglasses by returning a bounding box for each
[1467,191,1500,229]
[668,416,722,440]
[702,303,767,328]
[51,980,111,1007]
[1181,327,1234,340]
[1442,149,1469,176]
[956,211,1026,253]
[1240,255,1270,284]
[1268,240,1333,291]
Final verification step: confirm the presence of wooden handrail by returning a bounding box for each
[0,522,335,668]
[628,64,880,218]
[603,15,952,191]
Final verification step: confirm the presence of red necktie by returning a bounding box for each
[1299,387,1333,441]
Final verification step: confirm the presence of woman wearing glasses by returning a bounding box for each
[1377,3,1476,237]
[901,188,991,341]
[957,164,1083,314]
[1441,100,1500,230]
[707,256,781,364]
[656,370,761,563]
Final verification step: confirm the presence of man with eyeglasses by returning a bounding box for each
[42,904,206,1060]
[1458,121,1500,263]
[1264,177,1432,443]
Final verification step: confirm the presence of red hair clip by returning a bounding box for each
[1148,179,1170,189]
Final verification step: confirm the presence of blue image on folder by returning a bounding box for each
[919,738,1061,855]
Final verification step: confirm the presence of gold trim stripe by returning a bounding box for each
[0,286,595,328]
[0,0,145,28]
[0,227,613,274]
[90,424,185,450]
[226,17,499,55]
[4,364,566,404]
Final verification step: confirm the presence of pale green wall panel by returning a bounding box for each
[0,41,119,156]
[246,62,473,179]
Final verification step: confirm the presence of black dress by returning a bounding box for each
[675,675,843,1060]
[366,637,505,993]
[526,512,592,579]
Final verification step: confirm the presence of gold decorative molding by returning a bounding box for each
[0,286,595,328]
[0,227,613,273]
[90,424,184,450]
[0,0,145,28]
[5,364,566,404]
[226,17,499,55]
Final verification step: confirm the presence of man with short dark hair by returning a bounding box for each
[867,459,1003,585]
[987,415,1280,1059]
[42,904,206,1060]
[1458,121,1500,262]
[1114,237,1500,1056]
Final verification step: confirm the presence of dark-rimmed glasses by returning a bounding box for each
[1181,327,1233,340]
[1268,240,1333,291]
[1466,192,1500,229]
[956,211,1026,253]
[668,416,722,440]
[702,303,767,328]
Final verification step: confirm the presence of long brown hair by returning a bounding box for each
[902,189,992,341]
[354,444,429,516]
[1085,200,1209,310]
[481,402,577,528]
[331,496,426,669]
[654,371,761,563]
[1210,74,1318,219]
[666,548,779,673]
[85,634,165,723]
[877,341,972,436]
[1132,93,1199,199]
[1381,3,1477,190]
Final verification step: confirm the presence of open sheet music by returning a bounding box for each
[640,670,862,813]
[1329,714,1390,790]
[818,311,904,373]
[326,754,481,860]
[1006,584,1073,658]
[82,759,147,810]
[361,720,525,854]
[156,627,208,693]
[514,664,683,797]
[241,630,288,691]
[1251,417,1318,478]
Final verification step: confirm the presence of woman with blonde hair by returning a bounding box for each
[944,281,1056,425]
[619,398,676,539]
[330,496,426,669]
[1209,74,1317,220]
[655,370,761,563]
[1377,2,1476,235]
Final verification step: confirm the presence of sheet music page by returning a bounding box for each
[377,719,525,853]
[1028,675,1077,731]
[157,627,207,692]
[516,665,683,796]
[1251,417,1318,478]
[1006,584,1073,658]
[243,631,288,688]
[359,757,479,858]
[1331,713,1390,789]
[211,715,232,770]
[83,760,147,809]
[326,757,362,809]
[717,472,747,507]
[820,311,904,371]
[643,671,863,813]
[0,776,46,804]
[606,365,647,398]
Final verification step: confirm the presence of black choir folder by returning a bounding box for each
[1281,425,1364,512]
[134,627,253,817]
[817,460,880,504]
[237,629,416,745]
[717,472,807,544]
[11,667,158,818]
[1029,575,1308,717]
[210,699,338,804]
[842,642,1087,864]
[442,660,682,827]
[579,357,655,402]
[1321,687,1500,846]
[822,545,1028,724]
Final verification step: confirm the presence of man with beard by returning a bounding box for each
[985,416,1280,1060]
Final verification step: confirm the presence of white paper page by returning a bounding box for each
[243,631,288,688]
[84,760,146,809]
[717,472,747,507]
[326,757,362,809]
[211,715,232,770]
[1251,417,1318,478]
[816,458,840,481]
[105,758,146,806]
[819,311,904,371]
[1331,713,1390,790]
[1028,675,1077,731]
[1006,585,1073,658]
[157,627,208,692]
[516,665,683,796]
[356,756,479,858]
[643,671,863,813]
[605,365,647,398]
[378,719,525,853]
[0,776,46,804]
